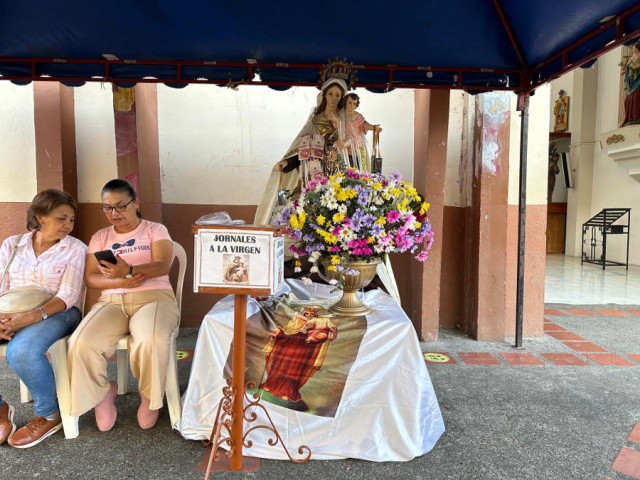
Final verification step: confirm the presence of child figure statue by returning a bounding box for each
[331,93,382,172]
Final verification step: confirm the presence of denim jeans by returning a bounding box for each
[0,307,80,417]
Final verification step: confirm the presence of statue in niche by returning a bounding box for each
[548,143,560,204]
[553,90,569,132]
[621,41,640,127]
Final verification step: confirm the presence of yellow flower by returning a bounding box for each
[375,217,386,226]
[327,265,336,272]
[290,214,300,229]
[420,202,430,214]
[316,215,326,226]
[333,213,345,223]
[399,198,410,210]
[347,188,358,199]
[331,255,340,265]
[336,190,348,201]
[372,182,382,190]
[295,260,301,266]
[367,236,375,243]
[415,222,422,228]
[298,210,306,227]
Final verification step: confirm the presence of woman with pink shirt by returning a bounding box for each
[0,189,87,448]
[68,179,179,431]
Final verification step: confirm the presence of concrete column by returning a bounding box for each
[135,84,162,223]
[411,89,450,341]
[33,83,77,197]
[111,84,162,223]
[565,66,598,256]
[465,92,512,341]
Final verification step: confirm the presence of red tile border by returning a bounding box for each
[627,354,640,363]
[612,447,640,478]
[499,353,544,366]
[565,309,597,316]
[544,323,568,332]
[563,341,608,353]
[544,309,567,316]
[546,331,585,341]
[594,309,628,316]
[628,423,640,444]
[540,353,589,366]
[423,352,457,364]
[625,309,640,316]
[458,352,501,365]
[583,353,634,366]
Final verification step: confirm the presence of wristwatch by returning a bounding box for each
[125,265,134,279]
[38,307,48,321]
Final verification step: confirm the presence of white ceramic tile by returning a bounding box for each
[544,254,640,304]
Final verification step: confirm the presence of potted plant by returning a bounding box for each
[277,169,434,315]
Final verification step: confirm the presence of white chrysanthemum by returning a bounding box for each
[326,198,339,210]
[340,226,356,241]
[404,214,417,229]
[310,265,319,273]
[296,205,305,215]
[337,203,347,214]
[320,191,336,207]
[302,277,313,285]
[310,251,322,262]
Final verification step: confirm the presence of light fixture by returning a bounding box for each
[101,54,120,60]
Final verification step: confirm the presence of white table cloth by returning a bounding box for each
[178,280,444,461]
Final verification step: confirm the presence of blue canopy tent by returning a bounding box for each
[1,0,640,344]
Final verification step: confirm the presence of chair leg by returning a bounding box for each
[165,339,182,430]
[117,347,129,395]
[48,336,79,439]
[19,380,33,403]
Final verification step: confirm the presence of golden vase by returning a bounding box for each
[322,257,382,316]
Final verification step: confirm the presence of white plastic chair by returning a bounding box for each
[0,286,86,439]
[115,240,186,430]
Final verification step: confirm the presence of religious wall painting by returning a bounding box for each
[224,300,367,417]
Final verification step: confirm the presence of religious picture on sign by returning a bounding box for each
[222,254,250,284]
[224,298,367,417]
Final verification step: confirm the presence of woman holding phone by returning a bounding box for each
[67,179,179,432]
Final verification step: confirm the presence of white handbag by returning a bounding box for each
[0,234,52,314]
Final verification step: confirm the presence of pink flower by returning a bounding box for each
[416,251,428,261]
[386,210,400,223]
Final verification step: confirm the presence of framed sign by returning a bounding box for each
[193,225,284,296]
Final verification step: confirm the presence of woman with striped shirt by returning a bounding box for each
[0,189,87,448]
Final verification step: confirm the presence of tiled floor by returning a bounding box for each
[545,253,640,304]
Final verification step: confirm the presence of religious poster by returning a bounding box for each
[224,299,367,417]
[193,226,284,295]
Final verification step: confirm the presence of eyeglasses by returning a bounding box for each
[101,199,134,213]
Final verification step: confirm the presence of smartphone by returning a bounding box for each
[94,249,118,265]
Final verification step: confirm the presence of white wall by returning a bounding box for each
[74,83,118,202]
[591,47,640,264]
[0,83,36,202]
[508,84,551,206]
[157,85,414,205]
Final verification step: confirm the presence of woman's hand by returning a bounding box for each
[97,254,130,279]
[0,311,41,336]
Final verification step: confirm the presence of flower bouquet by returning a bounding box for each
[276,169,434,313]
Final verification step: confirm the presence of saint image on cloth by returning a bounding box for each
[225,298,367,417]
[259,306,337,403]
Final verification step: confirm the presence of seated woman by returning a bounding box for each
[254,77,348,225]
[0,189,86,448]
[67,179,179,431]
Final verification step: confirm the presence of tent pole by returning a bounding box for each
[515,91,530,349]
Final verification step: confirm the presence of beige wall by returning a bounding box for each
[75,83,118,202]
[0,82,36,202]
[157,85,415,206]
